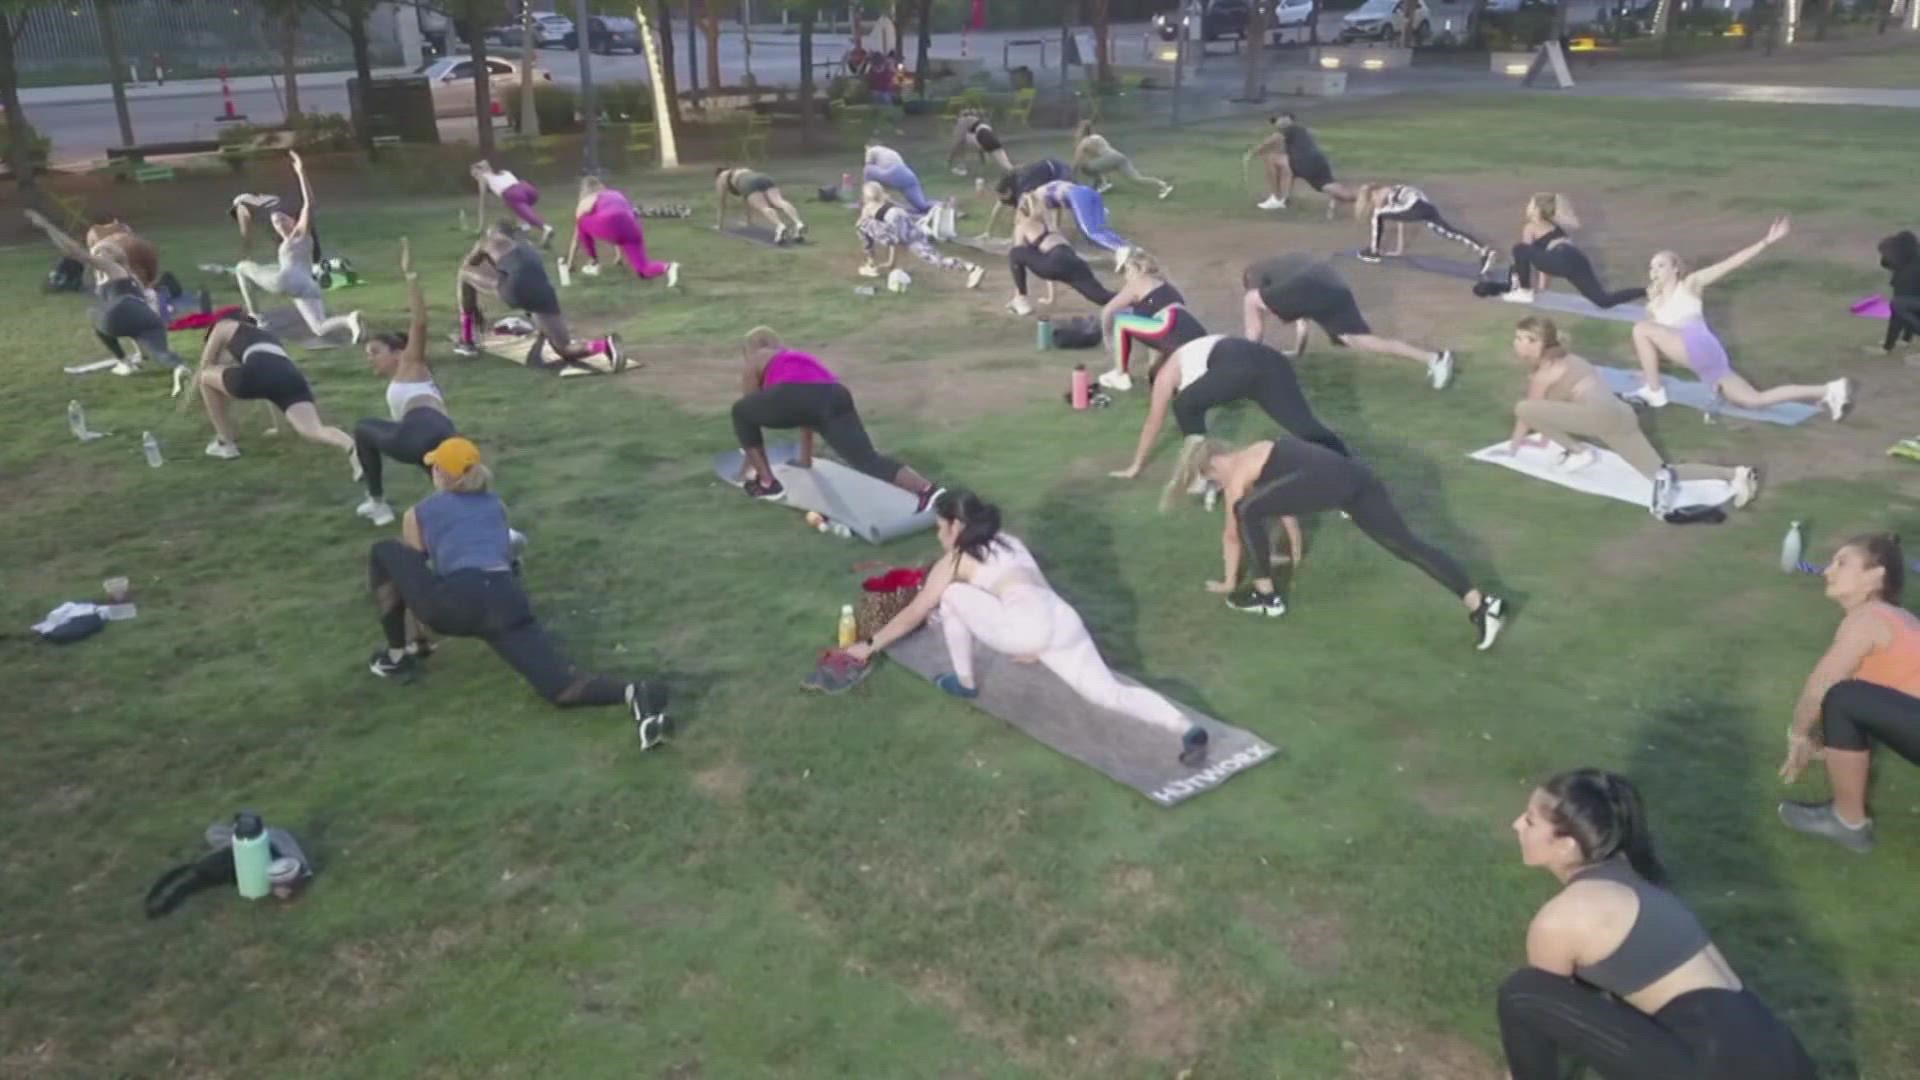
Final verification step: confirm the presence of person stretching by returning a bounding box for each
[842,491,1210,767]
[1032,178,1134,271]
[24,209,189,391]
[364,437,671,747]
[232,191,322,265]
[730,327,944,507]
[1627,217,1850,418]
[194,314,357,463]
[1070,121,1172,200]
[1244,113,1357,217]
[1779,533,1920,855]
[1167,437,1506,645]
[232,151,362,344]
[355,240,457,528]
[714,166,807,244]
[1502,317,1758,512]
[471,160,552,247]
[1111,333,1348,480]
[1098,250,1210,392]
[1243,254,1455,390]
[1005,193,1115,317]
[855,183,986,289]
[568,176,680,288]
[1869,229,1919,357]
[456,222,623,373]
[862,141,936,214]
[985,157,1071,238]
[83,219,162,294]
[946,112,1014,176]
[1479,193,1646,310]
[1500,769,1817,1079]
[1352,183,1495,275]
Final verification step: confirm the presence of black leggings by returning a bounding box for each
[1513,241,1647,309]
[1371,199,1489,257]
[1234,441,1472,598]
[93,295,184,367]
[368,540,630,707]
[355,406,458,499]
[1172,338,1348,456]
[1820,678,1920,762]
[1497,968,1816,1080]
[731,381,902,483]
[1009,244,1115,305]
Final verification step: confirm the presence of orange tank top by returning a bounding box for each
[1855,605,1920,698]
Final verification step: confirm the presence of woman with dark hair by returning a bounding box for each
[984,157,1072,238]
[842,491,1211,767]
[1500,769,1817,1079]
[946,111,1014,176]
[1869,230,1919,356]
[1779,533,1919,854]
[1070,120,1172,200]
[471,160,552,246]
[194,313,357,462]
[364,437,670,748]
[714,166,807,244]
[455,222,624,373]
[231,151,361,343]
[354,239,457,527]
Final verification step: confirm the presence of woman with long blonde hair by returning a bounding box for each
[1484,193,1645,310]
[1096,249,1209,392]
[569,175,680,287]
[854,182,985,287]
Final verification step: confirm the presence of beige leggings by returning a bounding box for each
[1516,395,1738,482]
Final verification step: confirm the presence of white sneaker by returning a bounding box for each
[1824,378,1851,421]
[579,262,603,276]
[793,222,808,241]
[1478,249,1498,277]
[1622,384,1669,409]
[347,311,364,345]
[356,496,396,526]
[666,262,680,289]
[965,264,986,290]
[1556,446,1598,473]
[1732,465,1760,509]
[1114,245,1132,273]
[1097,369,1133,392]
[539,224,555,247]
[1095,181,1113,194]
[1158,185,1174,201]
[857,263,882,278]
[1256,195,1287,210]
[171,365,190,398]
[1427,350,1455,390]
[347,445,364,482]
[1007,296,1033,316]
[111,360,138,376]
[1501,288,1535,304]
[772,224,789,245]
[204,439,240,460]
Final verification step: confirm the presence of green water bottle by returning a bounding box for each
[231,811,272,900]
[1035,319,1054,351]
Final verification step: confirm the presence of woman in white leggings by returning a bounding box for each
[233,151,361,343]
[844,490,1211,767]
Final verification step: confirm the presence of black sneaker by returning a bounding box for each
[1225,587,1287,617]
[1179,725,1210,768]
[1355,248,1383,264]
[628,681,670,750]
[1471,595,1507,651]
[368,649,417,678]
[916,485,945,514]
[744,476,786,502]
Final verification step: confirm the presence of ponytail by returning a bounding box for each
[1542,769,1667,884]
[1161,436,1227,513]
[933,489,1004,562]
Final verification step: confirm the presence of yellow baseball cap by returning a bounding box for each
[423,437,482,478]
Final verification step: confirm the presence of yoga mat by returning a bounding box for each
[710,442,935,545]
[1593,365,1819,426]
[257,306,348,351]
[885,626,1279,807]
[472,333,628,377]
[950,233,1013,256]
[720,223,804,247]
[1468,440,1734,510]
[63,358,122,375]
[1338,248,1484,282]
[1337,249,1653,322]
[1852,295,1892,320]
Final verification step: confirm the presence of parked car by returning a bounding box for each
[1153,0,1316,42]
[1339,0,1434,42]
[420,56,554,118]
[531,13,573,46]
[563,15,642,54]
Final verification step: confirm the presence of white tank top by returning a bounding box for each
[387,378,443,420]
[1648,285,1703,326]
[278,231,314,275]
[485,170,520,195]
[1175,335,1226,392]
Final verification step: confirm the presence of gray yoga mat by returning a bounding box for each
[257,306,348,350]
[1339,248,1485,282]
[721,222,805,247]
[1337,249,1652,323]
[1594,365,1820,426]
[711,442,935,545]
[886,626,1279,807]
[950,233,1014,256]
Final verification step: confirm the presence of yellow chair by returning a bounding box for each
[738,112,771,162]
[1005,87,1037,128]
[627,121,657,168]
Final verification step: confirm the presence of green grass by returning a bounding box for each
[4,90,1920,1078]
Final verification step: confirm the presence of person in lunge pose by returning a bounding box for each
[1165,437,1506,646]
[1352,183,1495,274]
[355,240,457,527]
[1779,533,1920,855]
[862,141,938,214]
[1502,317,1759,513]
[1243,113,1358,216]
[1005,193,1116,316]
[855,183,986,289]
[455,222,624,373]
[1070,121,1173,200]
[729,326,945,508]
[231,151,362,343]
[193,313,357,462]
[232,191,322,265]
[1243,255,1455,390]
[714,166,807,244]
[1625,217,1850,419]
[23,209,189,390]
[83,219,162,294]
[471,160,553,247]
[568,176,680,287]
[1499,769,1817,1079]
[364,436,671,747]
[946,112,1014,176]
[842,490,1211,767]
[1031,177,1135,271]
[1478,193,1646,310]
[1097,250,1210,392]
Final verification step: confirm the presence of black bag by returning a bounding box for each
[1050,315,1103,349]
[1661,504,1727,526]
[45,256,85,293]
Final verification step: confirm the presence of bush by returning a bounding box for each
[0,118,52,165]
[214,112,355,152]
[503,83,581,134]
[1675,6,1734,33]
[596,81,653,123]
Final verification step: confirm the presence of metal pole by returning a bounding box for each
[1172,23,1183,124]
[520,3,541,136]
[576,0,598,173]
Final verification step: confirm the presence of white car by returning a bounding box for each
[1340,0,1434,42]
[531,13,573,46]
[421,56,554,118]
[1274,0,1318,27]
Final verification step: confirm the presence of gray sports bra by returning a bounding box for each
[1570,858,1712,996]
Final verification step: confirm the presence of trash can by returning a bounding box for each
[349,75,439,144]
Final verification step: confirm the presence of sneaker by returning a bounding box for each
[1096,369,1133,392]
[1185,473,1210,496]
[1470,595,1506,651]
[966,264,987,290]
[406,637,435,660]
[1556,446,1598,474]
[1095,181,1113,194]
[772,224,790,245]
[347,311,364,345]
[204,439,240,460]
[111,360,139,376]
[1179,725,1210,768]
[579,262,603,277]
[934,673,979,699]
[1621,383,1669,409]
[1824,377,1851,421]
[858,262,882,278]
[1778,800,1873,854]
[539,224,555,248]
[628,681,670,750]
[1478,249,1498,277]
[1225,587,1286,617]
[666,262,681,289]
[356,496,396,526]
[1256,195,1287,210]
[1501,287,1535,304]
[170,365,191,398]
[1649,465,1678,518]
[1355,248,1383,265]
[346,445,364,482]
[368,648,416,678]
[743,476,786,502]
[1007,296,1034,317]
[793,222,808,242]
[1732,465,1760,509]
[602,334,626,373]
[1158,185,1174,201]
[1114,245,1132,273]
[1427,350,1455,390]
[916,486,945,514]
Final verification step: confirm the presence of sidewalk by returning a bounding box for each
[19,67,415,106]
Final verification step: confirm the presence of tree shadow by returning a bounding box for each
[1028,479,1143,671]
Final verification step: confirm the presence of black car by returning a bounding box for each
[1152,0,1253,42]
[563,16,642,54]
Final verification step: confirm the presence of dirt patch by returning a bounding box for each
[1105,864,1172,915]
[690,760,750,806]
[1103,956,1201,1064]
[1335,1007,1501,1080]
[1240,898,1350,978]
[661,1060,704,1080]
[909,968,1046,1069]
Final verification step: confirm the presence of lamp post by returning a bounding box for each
[634,3,679,167]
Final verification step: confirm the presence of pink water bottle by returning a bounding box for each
[841,171,853,195]
[1070,365,1090,410]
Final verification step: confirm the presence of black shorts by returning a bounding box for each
[222,349,315,410]
[737,175,776,197]
[1291,153,1334,191]
[974,127,1003,153]
[94,294,165,341]
[1259,281,1369,344]
[500,278,560,317]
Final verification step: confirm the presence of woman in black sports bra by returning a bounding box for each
[1476,193,1646,310]
[1003,193,1114,317]
[714,166,807,244]
[194,314,357,463]
[1098,250,1209,392]
[1502,769,1816,1080]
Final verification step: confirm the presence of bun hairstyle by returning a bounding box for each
[1844,531,1905,603]
[1515,316,1567,357]
[1541,769,1666,884]
[372,331,409,352]
[933,489,1005,561]
[1880,230,1918,272]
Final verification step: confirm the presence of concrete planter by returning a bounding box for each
[1490,50,1536,75]
[1276,69,1348,96]
[1313,45,1413,71]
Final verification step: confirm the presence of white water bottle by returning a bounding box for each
[556,257,572,287]
[1780,521,1804,574]
[67,400,87,440]
[141,431,163,468]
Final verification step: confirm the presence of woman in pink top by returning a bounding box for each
[730,326,941,507]
[565,177,680,287]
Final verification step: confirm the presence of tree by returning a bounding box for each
[1240,0,1270,102]
[424,0,501,155]
[308,0,386,153]
[94,0,135,147]
[1091,0,1112,86]
[260,0,304,123]
[781,0,830,147]
[654,0,682,129]
[698,0,722,89]
[914,0,932,99]
[1,1,46,194]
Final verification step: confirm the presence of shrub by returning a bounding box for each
[215,113,355,152]
[2,118,54,165]
[596,81,654,123]
[503,83,581,134]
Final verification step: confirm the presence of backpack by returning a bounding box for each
[45,256,85,293]
[1050,315,1103,349]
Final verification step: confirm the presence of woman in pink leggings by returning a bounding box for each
[565,177,680,288]
[471,162,552,247]
[844,490,1211,768]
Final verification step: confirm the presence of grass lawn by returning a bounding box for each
[4,87,1919,1078]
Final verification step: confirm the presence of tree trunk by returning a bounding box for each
[1240,0,1268,101]
[914,0,932,98]
[1652,0,1673,55]
[701,3,721,87]
[97,0,136,148]
[798,9,814,147]
[1814,0,1832,39]
[654,0,682,127]
[1092,0,1110,86]
[347,15,374,152]
[1310,0,1323,47]
[281,5,303,123]
[466,16,494,154]
[1,13,35,195]
[686,0,700,102]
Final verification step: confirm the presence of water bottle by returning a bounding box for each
[556,257,572,287]
[67,400,87,440]
[141,431,163,468]
[840,171,853,196]
[1070,365,1090,410]
[231,811,272,900]
[1780,521,1804,575]
[830,522,853,539]
[853,285,877,297]
[837,603,857,648]
[1036,320,1054,351]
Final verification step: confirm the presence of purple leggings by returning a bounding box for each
[577,191,669,279]
[500,182,546,230]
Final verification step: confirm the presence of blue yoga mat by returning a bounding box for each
[1594,365,1820,426]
